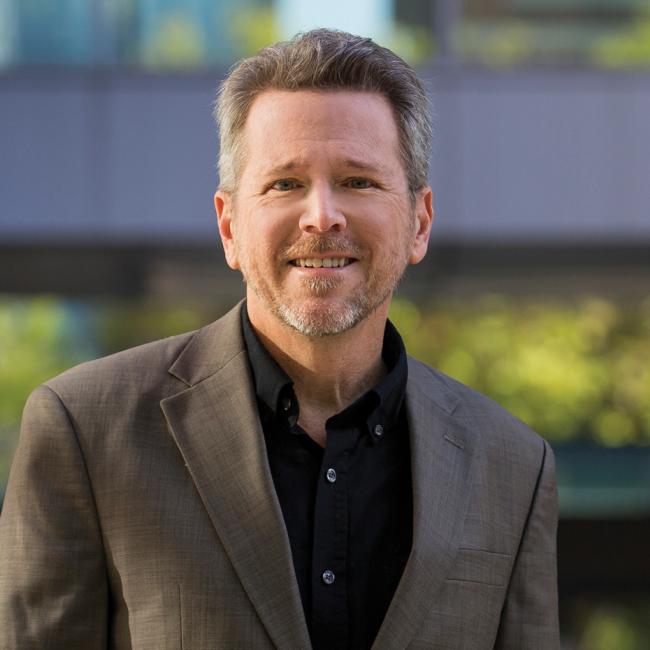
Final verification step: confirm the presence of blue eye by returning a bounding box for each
[346,178,372,189]
[272,179,297,191]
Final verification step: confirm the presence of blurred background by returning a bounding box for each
[1,0,649,647]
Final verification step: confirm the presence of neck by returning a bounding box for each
[246,297,389,431]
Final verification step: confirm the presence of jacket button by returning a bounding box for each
[326,468,337,483]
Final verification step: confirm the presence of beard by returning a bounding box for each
[238,232,410,337]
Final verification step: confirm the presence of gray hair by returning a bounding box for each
[214,28,432,195]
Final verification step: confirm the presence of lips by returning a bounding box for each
[283,235,362,270]
[290,257,354,268]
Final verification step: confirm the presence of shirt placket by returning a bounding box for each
[310,424,355,649]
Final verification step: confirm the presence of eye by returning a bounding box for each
[271,179,299,191]
[345,177,373,189]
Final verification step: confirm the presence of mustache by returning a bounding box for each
[281,236,363,260]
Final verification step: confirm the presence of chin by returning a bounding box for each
[274,296,379,338]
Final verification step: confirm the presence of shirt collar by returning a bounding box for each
[241,301,408,436]
[241,303,294,420]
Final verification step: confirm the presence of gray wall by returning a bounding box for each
[2,68,650,245]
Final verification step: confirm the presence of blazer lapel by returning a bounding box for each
[373,358,477,650]
[160,304,311,650]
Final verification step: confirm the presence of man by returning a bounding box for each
[0,29,559,649]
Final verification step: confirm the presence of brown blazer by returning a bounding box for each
[0,302,560,649]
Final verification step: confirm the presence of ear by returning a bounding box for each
[214,190,240,270]
[408,186,434,265]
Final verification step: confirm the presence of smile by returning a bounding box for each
[290,257,354,268]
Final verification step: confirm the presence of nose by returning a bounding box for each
[298,183,347,233]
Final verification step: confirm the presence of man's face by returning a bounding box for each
[215,89,432,337]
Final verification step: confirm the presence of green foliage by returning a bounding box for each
[96,300,209,355]
[231,6,281,58]
[2,294,650,491]
[385,23,435,66]
[461,21,535,67]
[592,11,650,68]
[572,600,650,650]
[390,295,650,446]
[139,12,205,68]
[0,297,88,483]
[228,9,434,66]
[0,297,221,490]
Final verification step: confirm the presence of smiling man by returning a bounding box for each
[0,29,560,650]
[215,88,432,452]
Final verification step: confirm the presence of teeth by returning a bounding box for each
[294,257,351,268]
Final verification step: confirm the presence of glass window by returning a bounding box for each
[0,0,435,69]
[460,0,650,67]
[1,2,648,72]
[1,0,94,66]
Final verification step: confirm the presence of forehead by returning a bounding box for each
[240,89,402,176]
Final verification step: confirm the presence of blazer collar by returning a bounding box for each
[167,301,246,387]
[161,301,312,649]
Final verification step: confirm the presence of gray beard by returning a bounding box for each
[240,231,410,337]
[266,273,398,338]
[275,295,368,337]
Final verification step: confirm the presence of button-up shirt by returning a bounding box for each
[241,305,413,650]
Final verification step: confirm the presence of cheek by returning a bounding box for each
[384,222,418,270]
[234,222,287,272]
[377,216,414,251]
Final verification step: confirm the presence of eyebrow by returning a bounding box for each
[264,158,384,177]
[342,158,383,174]
[264,161,301,176]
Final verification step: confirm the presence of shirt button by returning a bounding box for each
[322,569,335,585]
[373,424,384,438]
[280,397,292,412]
[326,468,337,483]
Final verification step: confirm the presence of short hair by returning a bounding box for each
[214,28,432,195]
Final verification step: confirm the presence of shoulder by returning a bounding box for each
[44,329,197,404]
[407,355,550,465]
[41,301,246,408]
[17,304,245,460]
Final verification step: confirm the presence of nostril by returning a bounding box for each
[299,207,347,233]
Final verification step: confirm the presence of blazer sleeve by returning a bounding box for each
[494,439,561,649]
[0,384,108,649]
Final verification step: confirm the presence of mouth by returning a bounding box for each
[289,257,356,268]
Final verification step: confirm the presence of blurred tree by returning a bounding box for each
[140,11,204,67]
[461,20,534,67]
[229,4,434,65]
[592,9,650,67]
[231,6,280,57]
[2,294,650,492]
[577,603,649,650]
[385,22,435,65]
[96,300,208,354]
[389,295,650,445]
[0,298,89,484]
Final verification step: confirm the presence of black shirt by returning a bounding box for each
[241,305,413,650]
